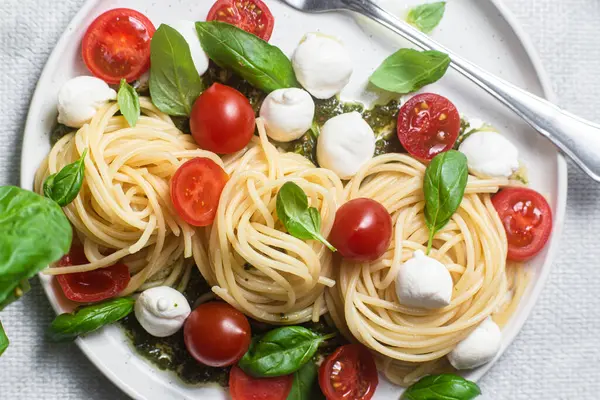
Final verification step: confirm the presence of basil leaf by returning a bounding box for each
[150,24,203,116]
[286,362,320,400]
[118,79,140,127]
[43,148,87,207]
[0,279,31,311]
[402,374,481,400]
[47,297,135,342]
[0,321,8,356]
[0,187,72,305]
[239,326,335,377]
[276,182,336,251]
[423,150,468,253]
[369,49,450,94]
[196,21,298,93]
[406,2,446,34]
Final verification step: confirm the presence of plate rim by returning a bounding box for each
[18,0,568,398]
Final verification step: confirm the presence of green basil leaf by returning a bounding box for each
[150,24,203,116]
[402,374,481,400]
[0,321,8,357]
[239,326,335,377]
[43,148,87,207]
[286,361,320,400]
[118,79,140,127]
[0,279,31,311]
[196,21,298,93]
[406,2,446,34]
[47,297,135,342]
[276,182,336,251]
[0,187,72,305]
[369,49,450,94]
[423,150,468,253]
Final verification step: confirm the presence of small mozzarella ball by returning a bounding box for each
[134,286,191,338]
[292,33,353,99]
[448,317,502,370]
[317,112,375,179]
[170,20,210,76]
[57,76,117,128]
[396,250,453,309]
[458,131,519,178]
[260,88,315,142]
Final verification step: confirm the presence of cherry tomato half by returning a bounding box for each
[397,93,461,160]
[184,302,251,367]
[82,8,155,84]
[207,0,275,41]
[190,83,256,155]
[230,366,293,400]
[170,158,229,227]
[329,198,393,262]
[56,245,130,303]
[319,344,379,400]
[492,187,553,261]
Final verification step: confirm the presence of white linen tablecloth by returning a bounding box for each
[1,0,599,398]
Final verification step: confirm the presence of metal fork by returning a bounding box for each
[281,0,600,182]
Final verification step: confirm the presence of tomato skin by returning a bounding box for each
[56,245,130,303]
[207,0,275,41]
[184,302,251,367]
[229,366,293,400]
[82,8,155,84]
[319,344,379,400]
[492,188,553,261]
[397,93,461,160]
[170,158,229,227]
[329,198,393,262]
[190,83,256,154]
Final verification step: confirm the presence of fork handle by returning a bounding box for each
[344,0,600,181]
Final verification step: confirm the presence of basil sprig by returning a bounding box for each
[196,21,298,93]
[0,321,8,356]
[286,361,323,400]
[239,326,336,377]
[47,297,135,342]
[118,79,140,127]
[276,182,336,251]
[43,148,88,207]
[150,24,203,116]
[406,2,447,34]
[423,150,468,253]
[369,49,450,94]
[402,374,481,400]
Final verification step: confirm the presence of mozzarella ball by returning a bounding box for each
[458,131,519,178]
[260,88,315,142]
[316,112,375,179]
[134,286,191,337]
[170,20,210,76]
[57,76,117,128]
[395,250,453,309]
[448,317,502,370]
[292,33,353,99]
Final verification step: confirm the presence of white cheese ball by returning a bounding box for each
[292,33,353,99]
[57,76,117,128]
[260,88,315,142]
[134,286,191,337]
[316,112,375,179]
[458,131,519,178]
[448,317,502,370]
[170,20,210,76]
[395,250,453,309]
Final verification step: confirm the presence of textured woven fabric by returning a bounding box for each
[1,0,599,399]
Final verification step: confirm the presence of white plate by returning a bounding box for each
[20,0,567,398]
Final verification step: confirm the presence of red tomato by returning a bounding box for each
[397,93,461,160]
[207,0,275,41]
[184,302,251,367]
[329,198,393,262]
[170,158,229,227]
[492,188,553,261]
[229,366,293,400]
[319,344,379,400]
[56,245,130,303]
[82,8,155,84]
[190,83,256,154]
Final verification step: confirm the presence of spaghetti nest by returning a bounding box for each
[194,119,344,324]
[325,153,527,386]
